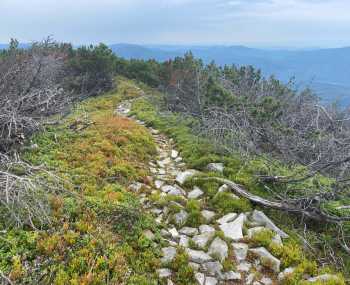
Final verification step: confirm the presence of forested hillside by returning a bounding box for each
[110,44,350,106]
[0,40,349,284]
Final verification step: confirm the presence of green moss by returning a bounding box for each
[185,200,203,227]
[211,192,252,214]
[169,249,196,285]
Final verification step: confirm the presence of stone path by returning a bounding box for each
[115,100,327,285]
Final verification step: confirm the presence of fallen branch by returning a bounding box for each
[196,176,350,223]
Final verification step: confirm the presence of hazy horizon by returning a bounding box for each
[1,0,350,48]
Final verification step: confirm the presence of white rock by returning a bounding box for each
[128,182,143,192]
[158,158,172,168]
[201,261,223,277]
[237,261,252,272]
[249,247,280,272]
[188,186,204,199]
[201,210,216,222]
[208,237,228,262]
[161,247,177,263]
[156,214,163,224]
[207,163,224,173]
[218,184,229,193]
[192,232,215,249]
[161,229,171,238]
[217,213,237,225]
[199,225,216,234]
[167,279,174,285]
[205,277,218,285]
[251,210,288,238]
[157,268,172,278]
[219,213,245,241]
[158,168,166,175]
[175,157,183,163]
[222,271,241,281]
[232,243,249,262]
[246,273,256,285]
[179,235,190,247]
[179,227,199,236]
[271,234,283,246]
[176,170,199,185]
[186,248,213,264]
[143,230,155,241]
[161,185,177,193]
[278,267,295,281]
[261,277,273,285]
[168,227,180,240]
[195,272,205,285]
[308,274,341,283]
[247,226,266,239]
[168,186,186,196]
[171,150,179,158]
[174,210,188,227]
[189,262,201,271]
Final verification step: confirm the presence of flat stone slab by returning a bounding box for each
[179,227,199,237]
[188,186,204,199]
[161,247,177,264]
[222,271,241,281]
[201,261,223,277]
[199,225,216,234]
[174,210,188,227]
[186,248,213,264]
[232,243,249,262]
[205,277,218,285]
[192,231,215,249]
[219,213,245,241]
[201,210,216,222]
[217,213,237,225]
[208,237,228,262]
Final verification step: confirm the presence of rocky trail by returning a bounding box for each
[115,100,321,285]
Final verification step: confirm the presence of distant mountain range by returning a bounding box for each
[1,43,349,106]
[110,44,350,107]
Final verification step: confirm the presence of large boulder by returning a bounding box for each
[219,213,245,241]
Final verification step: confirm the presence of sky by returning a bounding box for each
[1,0,350,48]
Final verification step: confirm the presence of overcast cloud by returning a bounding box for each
[1,0,349,47]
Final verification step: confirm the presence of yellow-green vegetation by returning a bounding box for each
[129,89,348,281]
[0,78,163,284]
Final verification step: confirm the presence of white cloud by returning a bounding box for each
[0,0,349,47]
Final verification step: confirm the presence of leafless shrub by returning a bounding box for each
[0,154,66,229]
[0,38,73,154]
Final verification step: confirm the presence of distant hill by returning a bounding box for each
[111,44,350,107]
[2,43,349,106]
